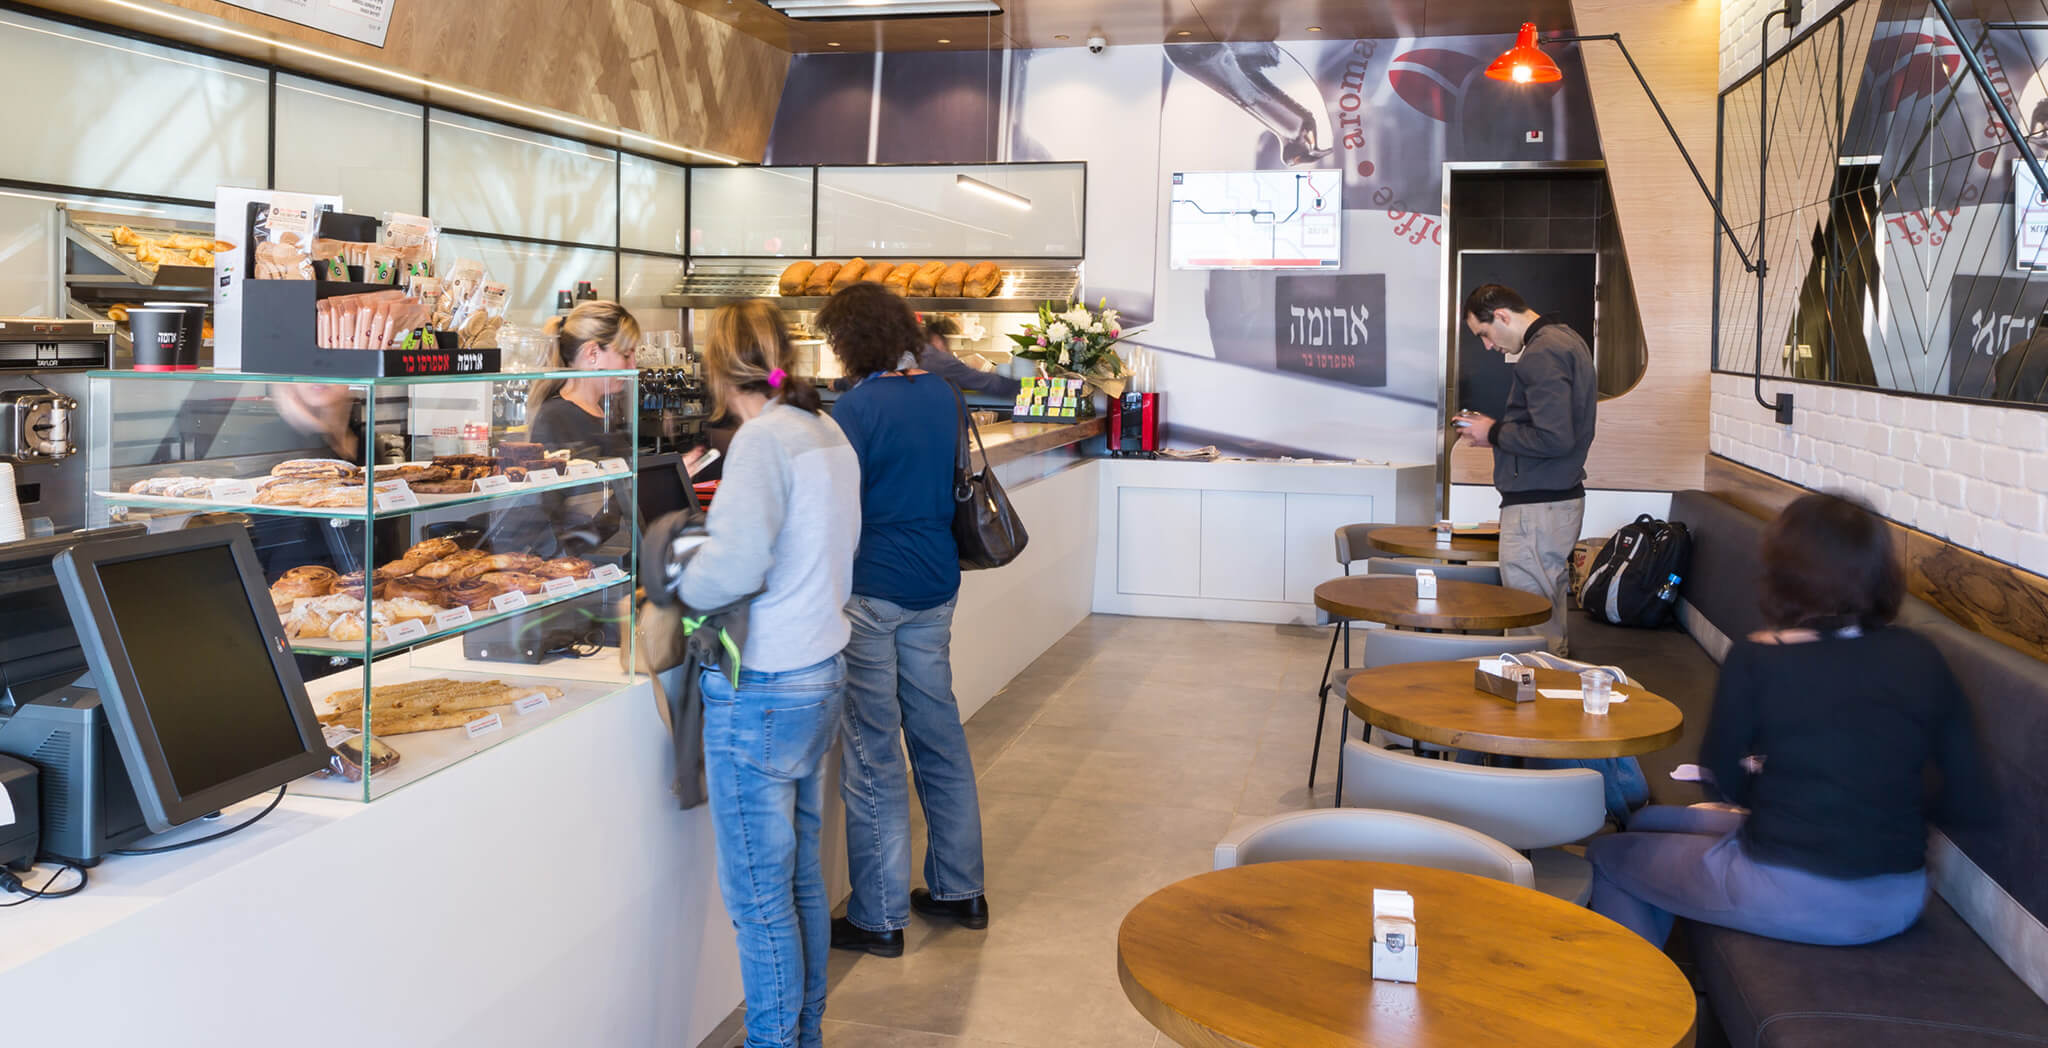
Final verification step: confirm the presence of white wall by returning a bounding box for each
[1712,373,2048,575]
[1720,0,1861,88]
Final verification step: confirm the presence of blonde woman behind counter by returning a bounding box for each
[527,300,638,460]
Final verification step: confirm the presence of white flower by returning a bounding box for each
[1046,321,1072,342]
[1088,321,1105,334]
[1059,345,1072,366]
[1061,307,1092,329]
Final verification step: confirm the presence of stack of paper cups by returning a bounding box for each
[0,463,23,543]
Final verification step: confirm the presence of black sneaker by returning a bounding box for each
[829,916,904,957]
[911,889,989,930]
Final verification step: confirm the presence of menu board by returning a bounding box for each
[1012,376,1088,422]
[224,0,394,48]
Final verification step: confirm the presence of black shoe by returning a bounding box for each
[911,889,989,929]
[830,916,904,957]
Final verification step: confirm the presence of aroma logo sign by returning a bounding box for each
[1274,273,1387,387]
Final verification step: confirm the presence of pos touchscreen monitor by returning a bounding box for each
[51,524,330,833]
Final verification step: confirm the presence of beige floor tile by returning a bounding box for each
[1031,683,1282,741]
[974,723,1259,813]
[822,1019,1030,1047]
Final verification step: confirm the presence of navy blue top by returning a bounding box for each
[831,372,961,609]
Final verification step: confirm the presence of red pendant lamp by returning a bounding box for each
[1486,22,1563,84]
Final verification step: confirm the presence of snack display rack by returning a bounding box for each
[84,368,640,802]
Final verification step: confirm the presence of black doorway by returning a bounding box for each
[1453,250,1598,418]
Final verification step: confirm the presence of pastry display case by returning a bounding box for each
[83,368,640,801]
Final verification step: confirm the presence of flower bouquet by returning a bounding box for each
[1007,299,1130,398]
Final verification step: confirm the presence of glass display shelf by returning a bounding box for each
[99,458,633,521]
[86,367,638,386]
[287,566,627,658]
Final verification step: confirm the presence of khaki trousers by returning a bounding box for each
[1499,497,1585,656]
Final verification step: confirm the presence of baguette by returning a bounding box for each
[777,261,816,296]
[908,261,948,296]
[963,261,1003,298]
[803,261,841,296]
[862,262,896,287]
[829,258,868,292]
[882,264,916,293]
[370,710,498,736]
[935,262,971,297]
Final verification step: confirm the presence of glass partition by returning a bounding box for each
[428,112,619,244]
[815,163,1085,258]
[439,235,616,329]
[621,154,688,255]
[689,166,814,256]
[274,75,425,218]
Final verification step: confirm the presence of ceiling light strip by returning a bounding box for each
[88,0,741,165]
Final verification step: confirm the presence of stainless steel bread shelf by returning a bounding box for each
[661,294,1057,312]
[663,261,1082,314]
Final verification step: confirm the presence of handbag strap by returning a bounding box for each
[949,381,992,501]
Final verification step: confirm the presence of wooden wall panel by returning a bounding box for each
[27,0,790,162]
[1705,454,2048,664]
[1455,0,1721,491]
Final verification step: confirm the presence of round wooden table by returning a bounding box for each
[1118,860,1697,1048]
[1313,576,1551,632]
[1345,661,1684,759]
[1367,525,1501,563]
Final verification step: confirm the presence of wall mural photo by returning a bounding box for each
[768,35,1603,460]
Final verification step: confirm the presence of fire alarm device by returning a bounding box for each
[1525,130,1545,143]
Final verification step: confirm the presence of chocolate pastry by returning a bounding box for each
[535,557,594,580]
[478,571,546,595]
[443,578,506,610]
[383,575,446,604]
[327,571,388,601]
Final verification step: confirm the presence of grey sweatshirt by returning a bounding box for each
[679,403,861,673]
[1491,318,1597,501]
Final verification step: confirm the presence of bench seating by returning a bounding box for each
[1597,490,2048,1046]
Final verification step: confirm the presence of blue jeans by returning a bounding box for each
[1587,805,1927,947]
[701,654,846,1048]
[840,594,985,932]
[1527,756,1650,823]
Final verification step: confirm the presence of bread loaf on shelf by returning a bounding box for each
[863,261,896,287]
[963,261,1002,298]
[907,261,947,296]
[803,261,842,296]
[777,261,816,296]
[883,264,916,293]
[830,258,868,292]
[934,262,970,297]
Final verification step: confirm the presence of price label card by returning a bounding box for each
[474,474,514,495]
[513,692,552,716]
[463,713,504,740]
[211,478,258,501]
[385,619,429,644]
[592,564,627,584]
[599,457,631,475]
[374,480,420,511]
[490,590,530,612]
[542,576,579,597]
[565,460,601,479]
[525,468,562,486]
[432,606,474,630]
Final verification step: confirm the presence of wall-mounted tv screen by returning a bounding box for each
[1169,170,1341,271]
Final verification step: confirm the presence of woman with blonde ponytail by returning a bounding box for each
[528,300,640,457]
[674,298,858,1048]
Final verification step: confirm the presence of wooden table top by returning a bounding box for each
[1368,526,1501,562]
[1118,860,1697,1048]
[1345,662,1685,759]
[1313,576,1552,631]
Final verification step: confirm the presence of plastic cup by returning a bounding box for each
[1580,670,1613,715]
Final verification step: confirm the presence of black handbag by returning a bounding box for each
[950,385,1028,570]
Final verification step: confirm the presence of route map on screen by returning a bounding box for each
[1169,170,1342,270]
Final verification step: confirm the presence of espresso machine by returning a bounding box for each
[0,318,113,535]
[640,346,709,455]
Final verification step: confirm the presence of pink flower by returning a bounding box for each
[1036,337,1047,346]
[1110,326,1121,337]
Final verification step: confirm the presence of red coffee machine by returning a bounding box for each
[1108,391,1159,457]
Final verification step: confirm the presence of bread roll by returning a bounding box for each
[829,258,868,292]
[883,264,916,293]
[778,261,816,296]
[803,262,842,296]
[935,262,971,297]
[271,566,339,610]
[963,262,1002,298]
[863,262,896,287]
[908,261,948,296]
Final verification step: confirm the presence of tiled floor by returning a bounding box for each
[737,614,1349,1048]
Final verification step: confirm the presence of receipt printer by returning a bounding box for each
[0,755,37,873]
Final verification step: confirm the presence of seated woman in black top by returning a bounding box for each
[1587,493,1989,946]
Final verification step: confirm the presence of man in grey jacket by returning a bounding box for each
[1455,283,1596,656]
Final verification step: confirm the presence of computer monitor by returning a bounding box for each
[52,524,330,833]
[636,451,701,528]
[0,525,146,709]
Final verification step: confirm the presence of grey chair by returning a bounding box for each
[1341,739,1607,903]
[1309,522,1400,791]
[1328,630,1549,806]
[1214,808,1534,888]
[1362,556,1502,585]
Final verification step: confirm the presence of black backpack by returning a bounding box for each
[1579,514,1691,628]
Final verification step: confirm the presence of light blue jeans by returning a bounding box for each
[840,594,986,932]
[1587,805,1927,948]
[701,654,846,1048]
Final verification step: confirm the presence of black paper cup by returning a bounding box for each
[145,301,206,370]
[127,308,184,372]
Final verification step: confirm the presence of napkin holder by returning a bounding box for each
[1372,888,1418,983]
[1474,661,1536,704]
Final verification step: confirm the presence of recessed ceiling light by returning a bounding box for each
[1054,34,1068,39]
[1176,30,1191,36]
[827,41,841,46]
[765,0,1000,19]
[937,37,951,43]
[1307,25,1323,32]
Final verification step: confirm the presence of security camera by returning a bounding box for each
[1087,35,1106,54]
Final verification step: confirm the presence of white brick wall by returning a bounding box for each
[1711,373,2048,577]
[1721,0,1860,89]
